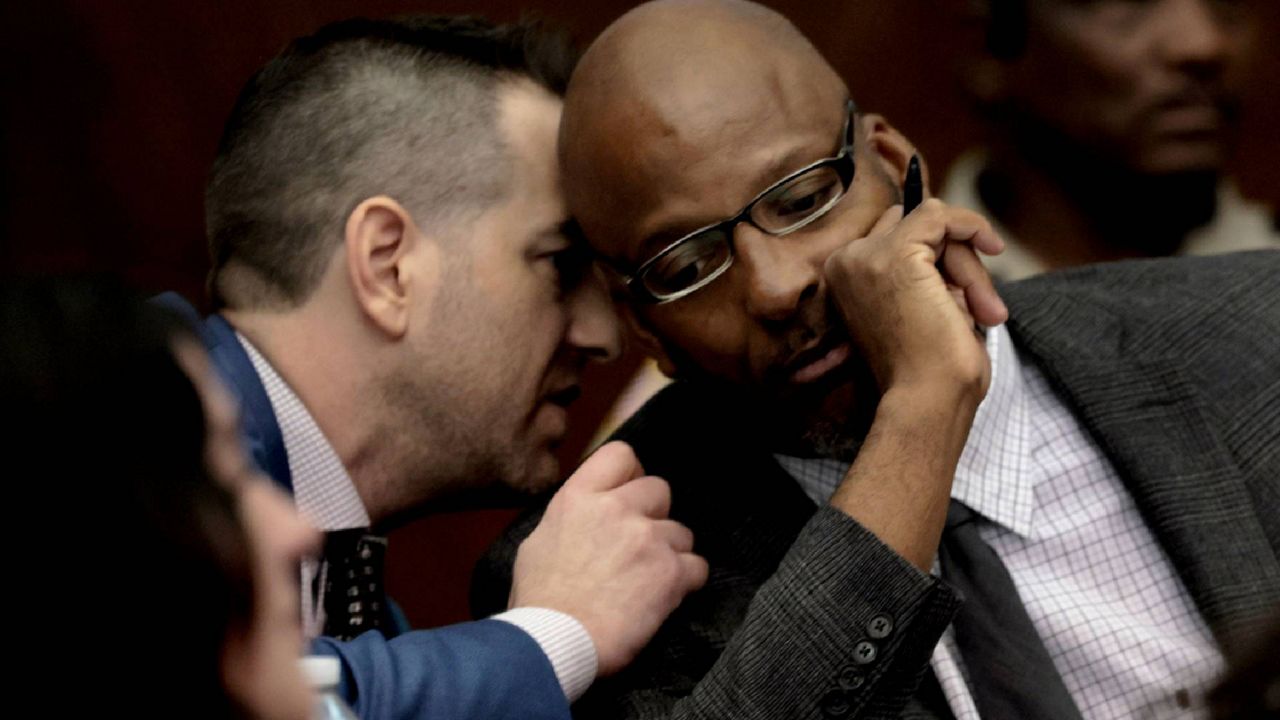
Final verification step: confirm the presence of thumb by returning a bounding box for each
[561,441,645,492]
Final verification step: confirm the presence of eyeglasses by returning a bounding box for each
[620,99,858,304]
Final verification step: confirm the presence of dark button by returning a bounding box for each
[837,665,865,691]
[820,689,851,718]
[867,614,893,639]
[1175,689,1191,709]
[853,640,878,665]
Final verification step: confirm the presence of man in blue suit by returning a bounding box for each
[162,15,707,720]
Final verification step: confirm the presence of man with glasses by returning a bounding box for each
[476,1,1280,718]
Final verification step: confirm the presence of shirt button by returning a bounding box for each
[1175,689,1191,709]
[867,615,893,639]
[853,640,878,665]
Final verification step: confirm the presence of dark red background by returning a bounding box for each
[4,0,1276,628]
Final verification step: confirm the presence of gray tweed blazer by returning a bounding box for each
[473,250,1280,719]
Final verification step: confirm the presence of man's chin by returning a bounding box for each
[758,368,878,461]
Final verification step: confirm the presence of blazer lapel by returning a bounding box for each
[1005,287,1280,645]
[203,312,294,494]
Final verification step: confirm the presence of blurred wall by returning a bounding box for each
[4,0,1276,628]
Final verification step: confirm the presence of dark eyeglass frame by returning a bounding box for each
[619,99,859,304]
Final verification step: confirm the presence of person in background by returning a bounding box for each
[160,14,707,720]
[1,277,318,720]
[942,0,1278,280]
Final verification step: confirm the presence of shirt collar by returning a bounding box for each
[939,150,1279,282]
[237,333,370,531]
[776,324,1040,539]
[951,324,1037,538]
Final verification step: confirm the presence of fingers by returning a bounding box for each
[870,204,906,236]
[651,518,694,553]
[678,552,709,592]
[562,441,644,492]
[891,200,1008,326]
[890,201,1002,260]
[612,475,672,519]
[941,242,1009,326]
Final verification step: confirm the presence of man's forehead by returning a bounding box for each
[560,0,848,257]
[572,80,845,257]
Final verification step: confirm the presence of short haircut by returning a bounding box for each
[205,15,577,309]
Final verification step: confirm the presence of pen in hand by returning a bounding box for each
[902,154,944,272]
[903,154,923,215]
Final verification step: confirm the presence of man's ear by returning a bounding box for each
[860,113,932,197]
[344,195,433,340]
[619,303,678,378]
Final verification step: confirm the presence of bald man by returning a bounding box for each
[476,1,1280,718]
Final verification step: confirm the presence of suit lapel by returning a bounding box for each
[203,313,294,494]
[1005,287,1280,645]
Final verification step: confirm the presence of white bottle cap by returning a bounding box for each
[299,656,342,690]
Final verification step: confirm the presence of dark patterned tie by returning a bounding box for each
[938,500,1084,720]
[320,529,388,641]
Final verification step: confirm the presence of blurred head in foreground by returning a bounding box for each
[0,277,318,719]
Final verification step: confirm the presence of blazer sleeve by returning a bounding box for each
[474,505,959,720]
[310,618,571,720]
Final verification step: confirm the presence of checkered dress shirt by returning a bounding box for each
[777,324,1225,718]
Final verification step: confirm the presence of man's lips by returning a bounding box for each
[1148,88,1232,136]
[781,328,853,385]
[790,342,851,384]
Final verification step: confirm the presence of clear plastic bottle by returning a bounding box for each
[299,656,360,720]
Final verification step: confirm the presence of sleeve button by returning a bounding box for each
[867,614,893,639]
[838,665,865,691]
[820,689,851,718]
[853,640,878,665]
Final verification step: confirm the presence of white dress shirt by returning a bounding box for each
[238,333,598,702]
[940,150,1280,282]
[778,325,1225,718]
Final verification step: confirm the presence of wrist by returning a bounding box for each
[494,607,598,702]
[878,381,982,426]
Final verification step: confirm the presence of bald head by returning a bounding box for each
[560,0,850,261]
[569,0,819,112]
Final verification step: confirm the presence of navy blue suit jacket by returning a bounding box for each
[155,294,571,720]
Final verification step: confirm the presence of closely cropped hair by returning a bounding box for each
[205,15,577,309]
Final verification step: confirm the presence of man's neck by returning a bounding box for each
[224,305,401,525]
[981,133,1218,271]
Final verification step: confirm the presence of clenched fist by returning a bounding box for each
[509,441,709,676]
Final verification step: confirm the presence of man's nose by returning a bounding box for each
[733,224,820,329]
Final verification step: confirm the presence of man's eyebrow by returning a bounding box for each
[629,144,824,266]
[633,227,694,269]
[561,217,637,275]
